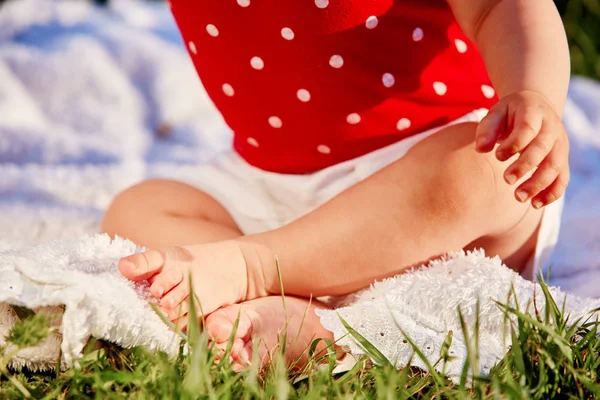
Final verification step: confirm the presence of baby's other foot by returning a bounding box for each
[205,296,335,370]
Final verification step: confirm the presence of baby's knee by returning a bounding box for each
[461,150,531,234]
[427,139,529,235]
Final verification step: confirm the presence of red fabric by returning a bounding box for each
[171,0,497,174]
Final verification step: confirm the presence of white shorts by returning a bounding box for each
[166,108,563,273]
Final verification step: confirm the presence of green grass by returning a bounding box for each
[2,279,599,399]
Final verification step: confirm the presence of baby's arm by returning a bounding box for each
[448,0,571,208]
[448,0,569,113]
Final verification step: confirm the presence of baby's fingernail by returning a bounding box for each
[516,190,528,202]
[505,174,517,185]
[532,200,543,209]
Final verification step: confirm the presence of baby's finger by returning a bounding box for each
[119,250,166,281]
[149,268,184,298]
[531,171,570,209]
[495,106,543,162]
[514,146,565,203]
[504,125,555,184]
[475,104,507,152]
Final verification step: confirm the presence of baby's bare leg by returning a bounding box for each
[115,121,547,322]
[243,121,546,300]
[102,180,335,368]
[102,179,241,248]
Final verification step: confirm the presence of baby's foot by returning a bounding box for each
[205,296,334,370]
[118,240,273,319]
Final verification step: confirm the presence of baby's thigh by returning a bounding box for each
[102,179,240,235]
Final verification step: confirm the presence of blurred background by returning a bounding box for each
[556,0,600,80]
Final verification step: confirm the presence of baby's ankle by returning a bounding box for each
[236,240,276,300]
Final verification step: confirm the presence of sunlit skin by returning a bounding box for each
[103,0,570,369]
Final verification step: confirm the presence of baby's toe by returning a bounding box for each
[119,250,165,281]
[205,307,253,344]
[206,310,236,343]
[160,282,189,310]
[213,338,252,369]
[233,340,253,367]
[167,298,189,321]
[149,269,183,298]
[173,314,188,332]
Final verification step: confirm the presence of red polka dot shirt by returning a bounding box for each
[170,0,498,174]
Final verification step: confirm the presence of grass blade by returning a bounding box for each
[338,314,392,368]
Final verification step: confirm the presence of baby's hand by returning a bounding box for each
[475,90,570,209]
[118,240,273,326]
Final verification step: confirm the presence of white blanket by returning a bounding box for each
[1,0,599,375]
[0,235,179,370]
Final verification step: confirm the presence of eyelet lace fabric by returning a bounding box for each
[316,250,600,381]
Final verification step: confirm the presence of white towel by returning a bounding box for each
[0,235,179,370]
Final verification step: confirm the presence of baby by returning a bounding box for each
[102,0,570,368]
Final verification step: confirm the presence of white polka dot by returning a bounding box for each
[188,41,197,55]
[250,56,264,70]
[396,118,411,131]
[412,27,424,42]
[329,55,344,68]
[206,24,219,37]
[454,39,467,53]
[247,137,259,147]
[317,145,331,154]
[268,116,282,128]
[222,83,234,96]
[315,0,329,9]
[382,73,395,88]
[481,85,496,99]
[346,113,361,124]
[237,0,250,7]
[297,89,311,102]
[365,16,378,29]
[281,27,295,40]
[433,81,447,96]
